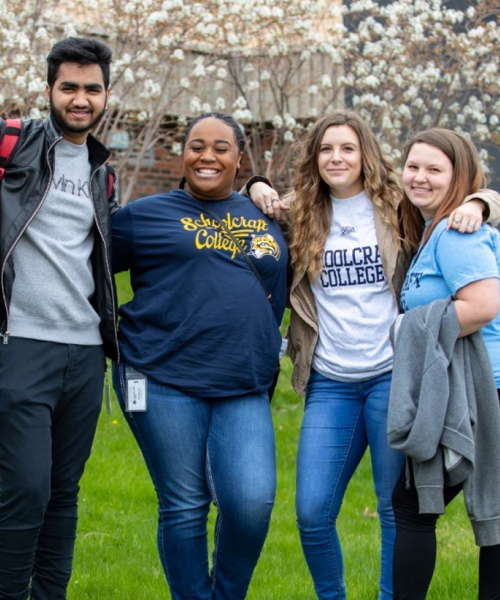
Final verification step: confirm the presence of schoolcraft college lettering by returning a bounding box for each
[180,213,270,259]
[181,213,268,234]
[194,229,240,257]
[320,244,385,288]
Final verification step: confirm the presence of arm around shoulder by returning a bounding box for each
[111,205,134,274]
[106,165,121,216]
[464,189,500,226]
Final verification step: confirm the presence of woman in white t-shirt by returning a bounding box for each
[249,111,496,600]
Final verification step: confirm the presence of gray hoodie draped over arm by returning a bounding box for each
[388,297,500,547]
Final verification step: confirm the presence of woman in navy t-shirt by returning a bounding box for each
[111,113,288,600]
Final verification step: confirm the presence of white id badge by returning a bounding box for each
[125,369,148,412]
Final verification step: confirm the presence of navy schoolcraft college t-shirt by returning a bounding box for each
[111,190,288,398]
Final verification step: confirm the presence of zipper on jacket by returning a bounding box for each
[1,137,61,343]
[89,167,120,363]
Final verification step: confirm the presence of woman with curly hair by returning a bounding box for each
[290,111,406,600]
[249,110,498,600]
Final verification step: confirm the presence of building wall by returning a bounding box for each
[124,0,500,199]
[123,147,257,201]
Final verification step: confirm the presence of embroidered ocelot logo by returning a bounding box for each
[341,226,357,236]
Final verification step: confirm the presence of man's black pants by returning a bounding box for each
[0,338,105,600]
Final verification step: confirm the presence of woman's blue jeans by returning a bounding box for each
[296,370,404,600]
[113,364,276,600]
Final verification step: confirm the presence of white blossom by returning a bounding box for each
[171,142,182,155]
[364,75,379,88]
[321,74,332,89]
[233,108,253,123]
[190,97,202,113]
[29,107,42,119]
[284,114,296,129]
[172,49,185,61]
[215,97,226,110]
[192,64,206,78]
[246,81,260,91]
[397,104,411,119]
[232,96,247,109]
[124,69,135,84]
[272,115,283,129]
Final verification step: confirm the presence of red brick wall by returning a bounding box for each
[124,146,256,202]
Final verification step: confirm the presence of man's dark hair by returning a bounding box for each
[47,37,113,89]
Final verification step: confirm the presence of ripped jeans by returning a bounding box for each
[113,363,276,600]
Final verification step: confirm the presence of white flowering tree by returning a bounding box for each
[2,0,500,200]
[338,0,500,168]
[174,0,344,187]
[0,0,236,202]
[0,0,78,116]
[180,0,500,186]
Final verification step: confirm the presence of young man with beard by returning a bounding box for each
[0,37,118,600]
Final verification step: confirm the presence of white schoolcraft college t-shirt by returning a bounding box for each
[311,190,399,381]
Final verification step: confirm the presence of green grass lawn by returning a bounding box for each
[70,273,480,599]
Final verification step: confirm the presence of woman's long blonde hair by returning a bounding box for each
[400,128,486,254]
[289,111,402,278]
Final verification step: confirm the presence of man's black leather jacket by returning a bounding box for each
[0,115,119,361]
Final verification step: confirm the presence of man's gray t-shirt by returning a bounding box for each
[9,139,102,345]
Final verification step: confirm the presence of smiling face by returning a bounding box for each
[317,125,364,199]
[402,143,454,221]
[183,117,243,201]
[47,62,110,145]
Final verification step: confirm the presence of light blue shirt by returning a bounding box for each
[401,219,500,386]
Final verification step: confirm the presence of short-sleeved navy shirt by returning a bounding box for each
[112,190,288,398]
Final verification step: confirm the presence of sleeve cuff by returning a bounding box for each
[463,193,490,221]
[245,175,273,195]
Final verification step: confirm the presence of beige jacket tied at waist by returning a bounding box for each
[286,189,500,396]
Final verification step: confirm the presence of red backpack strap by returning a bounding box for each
[0,119,22,182]
[105,163,116,200]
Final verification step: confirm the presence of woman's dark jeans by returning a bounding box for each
[113,363,276,600]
